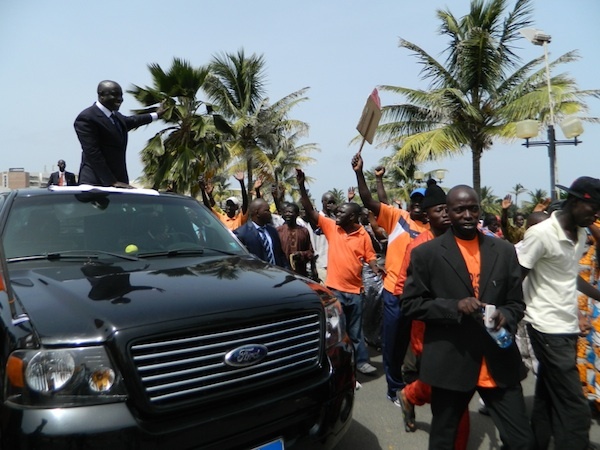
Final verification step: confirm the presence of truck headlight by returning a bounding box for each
[306,281,348,349]
[324,300,346,348]
[6,347,126,407]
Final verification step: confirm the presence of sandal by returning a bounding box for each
[398,388,417,432]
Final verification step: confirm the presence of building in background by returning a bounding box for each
[1,168,50,191]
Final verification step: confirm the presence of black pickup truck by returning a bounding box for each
[0,186,354,449]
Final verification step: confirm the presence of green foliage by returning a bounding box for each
[129,57,234,196]
[204,50,316,198]
[480,185,502,215]
[521,188,549,214]
[377,0,600,196]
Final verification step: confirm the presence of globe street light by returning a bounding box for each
[516,28,584,201]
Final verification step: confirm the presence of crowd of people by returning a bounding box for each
[62,79,600,449]
[195,155,600,450]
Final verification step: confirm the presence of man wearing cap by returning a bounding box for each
[351,153,429,392]
[199,172,249,231]
[518,176,600,450]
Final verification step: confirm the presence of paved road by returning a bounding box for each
[335,346,600,449]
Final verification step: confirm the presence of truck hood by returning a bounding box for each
[9,256,322,345]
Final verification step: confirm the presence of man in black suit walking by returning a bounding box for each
[234,199,288,268]
[47,159,77,186]
[401,185,533,449]
[74,80,164,188]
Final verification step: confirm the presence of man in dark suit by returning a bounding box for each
[401,185,533,449]
[74,80,164,188]
[234,198,289,268]
[47,159,77,186]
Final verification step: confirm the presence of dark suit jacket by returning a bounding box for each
[401,229,526,392]
[47,171,77,187]
[74,104,154,186]
[234,221,289,269]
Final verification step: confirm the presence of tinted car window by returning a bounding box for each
[3,192,247,259]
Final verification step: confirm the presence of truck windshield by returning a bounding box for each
[2,192,246,260]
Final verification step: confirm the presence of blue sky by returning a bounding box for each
[1,0,598,204]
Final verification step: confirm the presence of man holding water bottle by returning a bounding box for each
[401,185,533,450]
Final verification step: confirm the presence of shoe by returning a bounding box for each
[398,388,416,432]
[355,380,362,390]
[387,392,402,408]
[357,362,377,375]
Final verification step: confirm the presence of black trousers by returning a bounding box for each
[430,384,533,450]
[527,324,591,450]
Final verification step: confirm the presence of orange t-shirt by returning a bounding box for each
[318,215,376,294]
[455,236,496,388]
[396,229,434,295]
[396,230,435,356]
[376,204,429,294]
[214,210,248,231]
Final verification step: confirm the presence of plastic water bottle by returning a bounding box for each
[484,305,513,349]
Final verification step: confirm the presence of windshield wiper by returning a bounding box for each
[7,250,140,263]
[137,247,238,258]
[138,248,205,258]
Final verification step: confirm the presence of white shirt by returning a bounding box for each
[517,211,587,334]
[95,101,158,121]
[313,211,329,270]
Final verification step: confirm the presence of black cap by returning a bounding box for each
[421,181,447,209]
[556,176,600,204]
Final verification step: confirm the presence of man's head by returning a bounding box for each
[224,196,240,218]
[359,207,370,226]
[422,181,449,234]
[249,198,272,226]
[526,211,549,229]
[321,192,337,217]
[514,213,525,228]
[281,202,300,226]
[57,160,66,172]
[447,185,480,240]
[558,176,600,227]
[335,202,361,228]
[97,80,123,112]
[409,187,427,223]
[482,213,500,233]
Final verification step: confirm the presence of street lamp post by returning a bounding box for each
[516,28,584,201]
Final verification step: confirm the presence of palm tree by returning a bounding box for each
[510,183,527,208]
[522,188,549,214]
[205,50,317,200]
[246,89,318,200]
[330,188,347,206]
[203,49,268,193]
[129,58,234,196]
[480,186,501,215]
[376,0,600,196]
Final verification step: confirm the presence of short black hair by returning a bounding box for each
[282,202,300,215]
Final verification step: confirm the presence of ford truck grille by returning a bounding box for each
[131,313,322,406]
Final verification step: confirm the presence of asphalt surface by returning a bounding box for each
[334,345,600,449]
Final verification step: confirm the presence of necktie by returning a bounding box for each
[59,173,64,186]
[258,227,276,264]
[111,113,122,133]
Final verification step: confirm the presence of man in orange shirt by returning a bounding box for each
[401,185,532,449]
[297,168,381,374]
[199,172,249,231]
[351,153,429,394]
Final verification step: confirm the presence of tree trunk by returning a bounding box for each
[471,146,482,198]
[246,157,254,201]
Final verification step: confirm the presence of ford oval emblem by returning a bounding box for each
[224,344,268,368]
